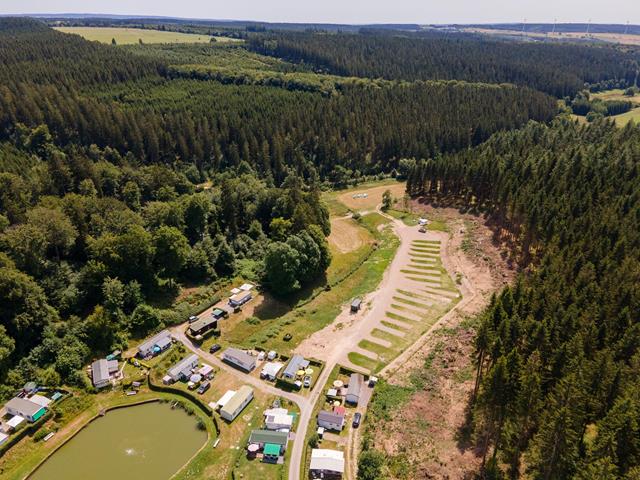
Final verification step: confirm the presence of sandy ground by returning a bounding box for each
[328,216,368,253]
[369,205,516,479]
[337,183,407,212]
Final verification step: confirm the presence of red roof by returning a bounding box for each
[334,406,346,416]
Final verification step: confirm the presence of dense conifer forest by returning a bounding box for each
[405,119,640,478]
[1,15,640,478]
[249,32,639,97]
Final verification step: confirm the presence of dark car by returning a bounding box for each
[196,381,210,395]
[209,343,221,354]
[352,412,362,428]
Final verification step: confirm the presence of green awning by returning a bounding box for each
[32,407,46,422]
[263,443,280,456]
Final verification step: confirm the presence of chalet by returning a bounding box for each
[222,348,256,372]
[220,386,254,421]
[91,359,118,389]
[248,429,289,451]
[167,354,199,382]
[188,316,217,336]
[137,329,172,358]
[310,449,345,479]
[260,362,284,381]
[282,355,310,380]
[265,412,293,431]
[5,397,46,423]
[228,291,252,308]
[317,410,345,431]
[345,373,364,405]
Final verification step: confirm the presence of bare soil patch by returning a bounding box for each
[337,183,406,212]
[329,216,368,253]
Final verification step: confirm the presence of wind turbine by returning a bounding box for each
[521,18,527,36]
[586,18,591,36]
[551,18,557,35]
[624,21,629,35]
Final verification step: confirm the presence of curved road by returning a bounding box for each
[170,205,476,480]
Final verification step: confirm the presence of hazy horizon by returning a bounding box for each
[3,0,640,25]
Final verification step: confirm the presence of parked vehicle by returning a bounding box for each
[352,412,362,428]
[197,381,211,395]
[209,344,221,354]
[188,315,198,323]
[418,227,427,233]
[303,375,312,388]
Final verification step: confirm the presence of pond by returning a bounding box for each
[30,401,207,480]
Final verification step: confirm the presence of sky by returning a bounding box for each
[3,0,640,25]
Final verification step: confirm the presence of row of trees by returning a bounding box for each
[249,32,639,98]
[406,119,640,478]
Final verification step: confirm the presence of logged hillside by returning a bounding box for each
[404,120,640,478]
[249,32,639,97]
[0,19,556,179]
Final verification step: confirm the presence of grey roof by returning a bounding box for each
[168,354,199,379]
[282,355,310,377]
[6,397,44,416]
[189,316,216,334]
[248,429,289,446]
[138,329,171,354]
[223,348,256,369]
[346,373,363,399]
[155,336,172,349]
[317,410,344,424]
[91,359,111,385]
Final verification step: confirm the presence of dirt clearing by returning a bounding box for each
[337,183,406,212]
[329,216,369,253]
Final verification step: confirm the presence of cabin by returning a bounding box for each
[137,329,172,358]
[282,355,310,380]
[5,397,46,423]
[317,410,345,431]
[350,298,362,313]
[188,316,217,336]
[310,449,345,479]
[345,373,364,405]
[211,307,228,320]
[248,429,289,453]
[222,348,257,372]
[265,412,293,431]
[220,386,254,421]
[229,291,252,308]
[167,354,199,382]
[91,359,118,389]
[260,362,284,381]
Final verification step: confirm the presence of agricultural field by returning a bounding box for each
[53,26,235,44]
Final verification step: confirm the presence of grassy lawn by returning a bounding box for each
[348,352,379,372]
[613,108,640,127]
[385,209,419,226]
[323,179,405,214]
[225,213,399,355]
[54,27,238,44]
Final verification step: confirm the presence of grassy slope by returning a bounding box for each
[54,27,237,45]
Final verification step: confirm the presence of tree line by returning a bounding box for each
[248,32,639,97]
[406,119,640,479]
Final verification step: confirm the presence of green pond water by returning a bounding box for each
[30,401,207,480]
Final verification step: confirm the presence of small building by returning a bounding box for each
[282,355,310,380]
[222,348,256,372]
[239,283,254,292]
[188,316,217,336]
[91,359,118,389]
[0,432,8,447]
[310,449,345,479]
[197,364,214,380]
[5,397,46,423]
[345,373,364,405]
[350,298,362,313]
[317,410,345,431]
[2,415,24,433]
[220,386,254,422]
[248,429,289,452]
[215,390,236,410]
[167,354,199,382]
[261,362,284,381]
[137,329,172,358]
[211,308,228,320]
[265,413,293,431]
[263,443,281,463]
[22,382,37,395]
[229,291,252,308]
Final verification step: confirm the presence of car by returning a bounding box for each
[188,315,198,323]
[197,381,211,395]
[283,333,292,341]
[303,375,312,388]
[209,344,221,354]
[418,227,427,233]
[352,412,362,428]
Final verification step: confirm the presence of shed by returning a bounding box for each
[346,373,364,405]
[167,354,199,382]
[263,443,281,457]
[261,362,284,381]
[198,364,214,379]
[220,386,254,421]
[239,283,254,291]
[211,308,228,320]
[282,355,310,379]
[4,415,24,431]
[222,348,256,372]
[350,298,362,312]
